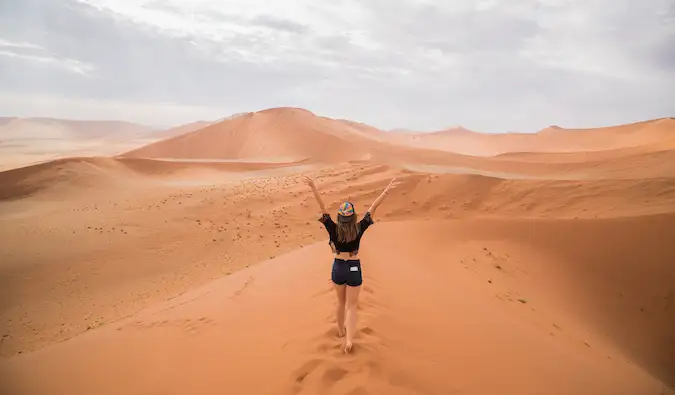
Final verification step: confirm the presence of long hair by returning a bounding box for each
[336,214,359,243]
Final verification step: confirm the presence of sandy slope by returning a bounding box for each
[0,156,313,201]
[1,219,673,395]
[1,110,675,394]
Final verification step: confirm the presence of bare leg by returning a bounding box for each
[333,284,346,337]
[344,285,361,353]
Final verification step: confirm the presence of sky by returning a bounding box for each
[0,0,674,132]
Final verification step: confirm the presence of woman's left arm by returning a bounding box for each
[367,178,399,218]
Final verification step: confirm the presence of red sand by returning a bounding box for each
[1,108,674,395]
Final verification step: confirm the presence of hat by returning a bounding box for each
[337,201,355,218]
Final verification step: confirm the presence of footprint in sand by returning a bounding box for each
[124,316,216,334]
[292,349,392,394]
[315,339,344,353]
[322,366,350,384]
[231,276,254,298]
[291,358,349,393]
[360,326,376,336]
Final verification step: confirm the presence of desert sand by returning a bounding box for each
[1,108,674,395]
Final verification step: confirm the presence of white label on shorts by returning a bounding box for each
[350,266,359,272]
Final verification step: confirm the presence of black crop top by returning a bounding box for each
[318,212,374,256]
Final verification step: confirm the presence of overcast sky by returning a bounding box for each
[1,0,673,132]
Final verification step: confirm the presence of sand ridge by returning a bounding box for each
[1,109,675,394]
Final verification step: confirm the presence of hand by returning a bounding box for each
[384,178,401,193]
[301,176,316,189]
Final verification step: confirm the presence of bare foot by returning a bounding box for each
[344,341,353,354]
[337,327,346,338]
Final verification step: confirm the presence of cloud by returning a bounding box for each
[0,49,94,76]
[0,37,94,76]
[0,0,673,132]
[0,39,44,50]
[251,15,308,33]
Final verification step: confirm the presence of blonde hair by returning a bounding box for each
[336,214,359,243]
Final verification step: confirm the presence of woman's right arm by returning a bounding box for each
[302,176,328,215]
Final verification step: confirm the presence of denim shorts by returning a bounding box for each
[331,258,362,287]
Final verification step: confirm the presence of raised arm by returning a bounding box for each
[302,176,328,215]
[367,178,399,218]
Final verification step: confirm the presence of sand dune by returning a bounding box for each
[395,118,675,156]
[1,109,675,395]
[121,107,380,163]
[120,109,675,178]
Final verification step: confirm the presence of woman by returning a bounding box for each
[302,176,398,353]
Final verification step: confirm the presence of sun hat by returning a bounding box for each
[337,201,355,219]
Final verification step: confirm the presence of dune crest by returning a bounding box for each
[153,121,214,139]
